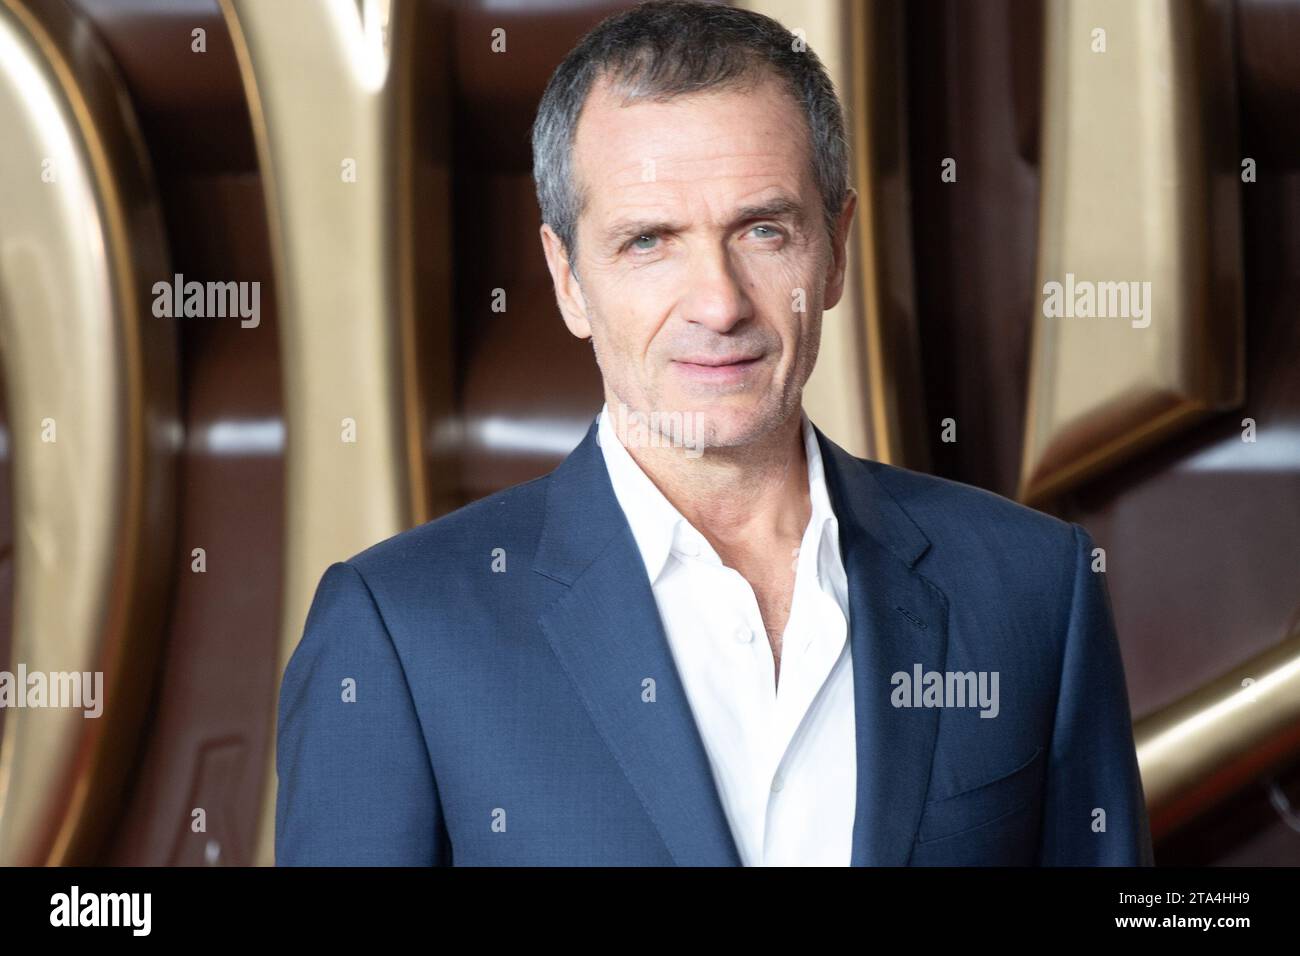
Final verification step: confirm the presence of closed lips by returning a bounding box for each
[675,356,760,366]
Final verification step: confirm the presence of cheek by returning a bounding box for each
[588,297,660,379]
[745,252,823,323]
[799,314,823,370]
[755,265,819,347]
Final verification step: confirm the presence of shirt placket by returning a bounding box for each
[677,530,771,865]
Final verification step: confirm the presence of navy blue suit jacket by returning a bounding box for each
[275,412,1154,865]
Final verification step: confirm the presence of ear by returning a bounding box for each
[822,187,858,311]
[540,223,592,339]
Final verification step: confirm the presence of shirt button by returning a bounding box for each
[733,625,753,643]
[771,773,785,793]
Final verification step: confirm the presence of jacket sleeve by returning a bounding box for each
[1037,523,1154,865]
[275,560,451,865]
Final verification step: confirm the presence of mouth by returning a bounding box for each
[675,354,762,367]
[670,354,764,384]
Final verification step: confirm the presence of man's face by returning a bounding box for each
[540,73,856,450]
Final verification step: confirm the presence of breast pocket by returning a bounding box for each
[916,746,1045,846]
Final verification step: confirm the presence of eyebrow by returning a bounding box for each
[600,195,807,248]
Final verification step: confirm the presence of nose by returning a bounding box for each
[680,241,754,333]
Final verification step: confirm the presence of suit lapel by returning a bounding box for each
[533,416,742,866]
[813,425,949,866]
[532,412,949,867]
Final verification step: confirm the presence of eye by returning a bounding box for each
[628,233,659,253]
[749,224,784,240]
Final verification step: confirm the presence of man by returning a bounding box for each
[275,0,1153,866]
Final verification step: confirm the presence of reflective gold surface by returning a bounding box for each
[1136,621,1300,838]
[0,0,176,864]
[218,0,428,866]
[1025,0,1300,837]
[1020,0,1244,506]
[845,0,929,469]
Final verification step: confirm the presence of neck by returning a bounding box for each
[609,400,811,552]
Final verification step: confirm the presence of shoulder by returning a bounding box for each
[868,458,1074,537]
[343,472,553,587]
[860,457,1085,591]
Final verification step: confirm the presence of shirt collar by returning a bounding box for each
[596,401,840,586]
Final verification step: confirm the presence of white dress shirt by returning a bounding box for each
[595,402,856,866]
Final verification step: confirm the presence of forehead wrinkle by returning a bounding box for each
[575,77,813,190]
[603,178,806,224]
[604,165,805,210]
[604,143,802,184]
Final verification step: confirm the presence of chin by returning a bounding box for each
[688,402,775,450]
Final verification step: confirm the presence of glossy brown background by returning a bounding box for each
[0,0,1295,865]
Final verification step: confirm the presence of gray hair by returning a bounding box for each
[531,0,851,273]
